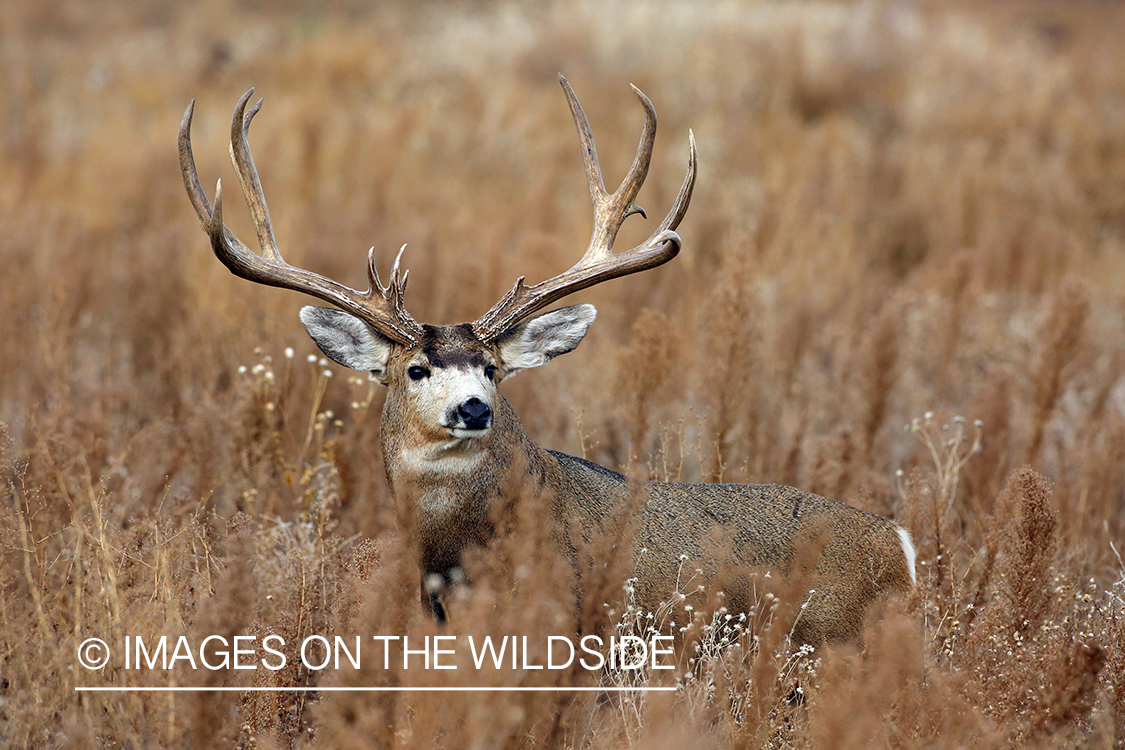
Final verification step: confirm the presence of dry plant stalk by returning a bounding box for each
[2,1,1125,748]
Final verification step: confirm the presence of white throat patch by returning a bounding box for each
[400,439,487,476]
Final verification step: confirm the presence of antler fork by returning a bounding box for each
[472,75,696,342]
[179,89,424,345]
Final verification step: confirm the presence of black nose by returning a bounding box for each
[457,397,492,430]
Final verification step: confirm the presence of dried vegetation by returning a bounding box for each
[2,0,1125,747]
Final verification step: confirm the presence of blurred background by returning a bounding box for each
[2,0,1125,746]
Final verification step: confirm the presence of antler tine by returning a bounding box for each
[180,100,261,266]
[659,128,697,234]
[229,89,281,262]
[366,247,384,291]
[619,84,656,221]
[560,75,609,204]
[391,243,409,290]
[365,243,410,293]
[179,90,424,346]
[560,75,656,270]
[472,79,696,342]
[179,100,213,228]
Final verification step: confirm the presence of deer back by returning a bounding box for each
[549,452,915,644]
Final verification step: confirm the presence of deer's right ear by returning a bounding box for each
[299,306,394,384]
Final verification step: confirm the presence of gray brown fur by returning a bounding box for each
[180,82,914,646]
[375,325,913,645]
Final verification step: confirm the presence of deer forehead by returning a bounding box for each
[401,324,496,368]
[418,345,491,371]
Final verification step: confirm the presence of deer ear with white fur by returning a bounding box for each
[493,304,596,380]
[299,306,394,384]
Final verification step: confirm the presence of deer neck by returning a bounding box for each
[380,390,547,517]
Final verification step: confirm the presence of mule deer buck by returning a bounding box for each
[179,77,915,645]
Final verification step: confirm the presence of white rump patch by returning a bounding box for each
[896,526,917,585]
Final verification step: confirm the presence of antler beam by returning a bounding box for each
[179,89,423,346]
[472,75,696,342]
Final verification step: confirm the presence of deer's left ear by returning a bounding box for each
[494,304,596,379]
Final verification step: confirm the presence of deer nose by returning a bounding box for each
[457,397,492,430]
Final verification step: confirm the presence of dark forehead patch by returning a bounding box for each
[419,324,490,369]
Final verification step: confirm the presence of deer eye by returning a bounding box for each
[407,365,430,381]
[484,365,497,381]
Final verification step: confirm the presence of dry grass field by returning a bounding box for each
[2,0,1125,747]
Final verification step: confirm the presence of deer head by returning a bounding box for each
[179,77,695,458]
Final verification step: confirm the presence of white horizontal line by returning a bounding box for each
[75,686,675,693]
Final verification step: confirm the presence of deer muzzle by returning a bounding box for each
[454,397,493,433]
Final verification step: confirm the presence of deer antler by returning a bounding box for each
[472,75,696,342]
[179,89,424,346]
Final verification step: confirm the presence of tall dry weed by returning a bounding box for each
[3,0,1125,747]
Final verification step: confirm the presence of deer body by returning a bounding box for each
[342,318,913,643]
[180,78,915,645]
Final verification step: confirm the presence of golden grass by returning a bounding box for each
[2,0,1125,746]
